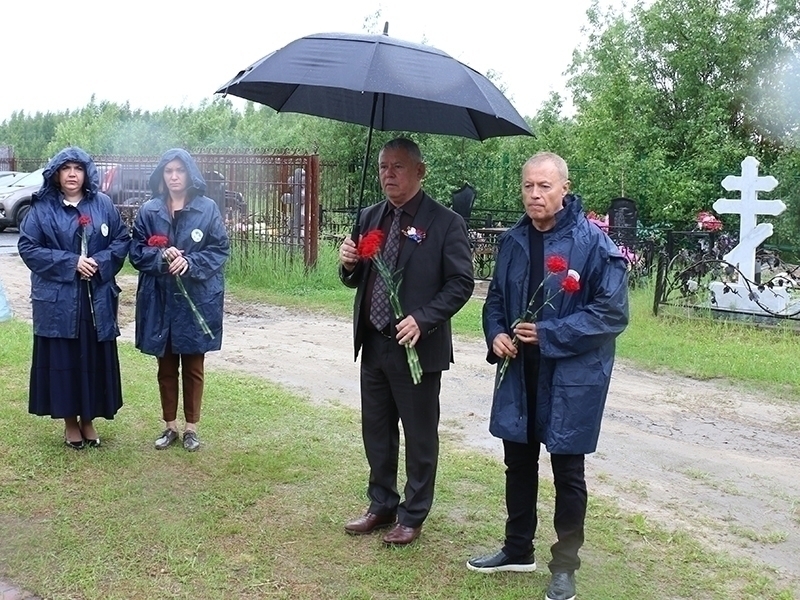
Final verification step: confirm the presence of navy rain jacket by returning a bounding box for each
[17,147,131,342]
[483,195,629,454]
[129,149,230,357]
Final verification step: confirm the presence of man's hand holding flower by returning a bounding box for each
[513,321,538,345]
[395,314,421,347]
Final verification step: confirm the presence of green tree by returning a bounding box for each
[47,98,133,155]
[568,0,799,226]
[0,110,63,161]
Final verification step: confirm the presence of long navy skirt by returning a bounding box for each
[28,281,123,420]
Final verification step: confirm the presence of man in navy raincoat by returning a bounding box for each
[467,152,629,600]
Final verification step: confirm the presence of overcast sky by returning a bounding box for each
[1,0,617,123]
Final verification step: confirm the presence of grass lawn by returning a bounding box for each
[0,315,795,599]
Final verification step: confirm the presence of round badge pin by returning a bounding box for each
[101,223,109,237]
[191,228,204,242]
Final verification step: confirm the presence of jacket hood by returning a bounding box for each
[36,146,99,203]
[148,148,207,198]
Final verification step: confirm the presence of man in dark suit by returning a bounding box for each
[339,137,474,545]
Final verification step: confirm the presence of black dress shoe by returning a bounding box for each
[344,512,396,535]
[466,549,536,573]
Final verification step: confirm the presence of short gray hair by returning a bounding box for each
[380,137,424,163]
[522,152,569,182]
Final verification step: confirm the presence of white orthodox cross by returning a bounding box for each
[712,156,785,281]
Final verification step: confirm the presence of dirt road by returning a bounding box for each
[2,253,798,591]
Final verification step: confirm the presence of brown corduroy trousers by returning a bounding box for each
[157,349,205,424]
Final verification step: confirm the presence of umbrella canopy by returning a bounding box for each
[216,31,532,140]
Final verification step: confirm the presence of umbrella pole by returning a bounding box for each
[351,93,379,242]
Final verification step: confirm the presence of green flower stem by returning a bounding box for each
[372,255,423,385]
[495,281,563,391]
[174,275,215,339]
[81,231,97,331]
[405,344,424,385]
[163,252,215,339]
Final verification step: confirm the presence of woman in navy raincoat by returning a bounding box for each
[18,146,130,449]
[129,149,229,452]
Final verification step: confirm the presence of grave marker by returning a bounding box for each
[608,197,637,244]
[712,156,785,281]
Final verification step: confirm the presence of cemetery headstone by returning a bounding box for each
[708,156,788,313]
[608,197,637,244]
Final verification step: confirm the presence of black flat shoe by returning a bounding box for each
[65,439,85,450]
[79,421,100,448]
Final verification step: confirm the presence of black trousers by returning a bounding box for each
[500,345,588,572]
[359,329,442,528]
[502,441,587,572]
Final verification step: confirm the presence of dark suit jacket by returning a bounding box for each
[341,192,474,372]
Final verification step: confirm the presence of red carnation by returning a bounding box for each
[561,273,581,293]
[497,262,581,390]
[357,229,384,259]
[147,235,169,248]
[545,255,568,273]
[78,215,91,227]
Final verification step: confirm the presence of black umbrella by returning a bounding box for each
[216,26,533,236]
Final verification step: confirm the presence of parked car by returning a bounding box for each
[0,168,44,231]
[95,162,153,206]
[0,171,26,185]
[95,162,246,225]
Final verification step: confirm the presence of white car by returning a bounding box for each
[0,171,26,186]
[0,168,44,232]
